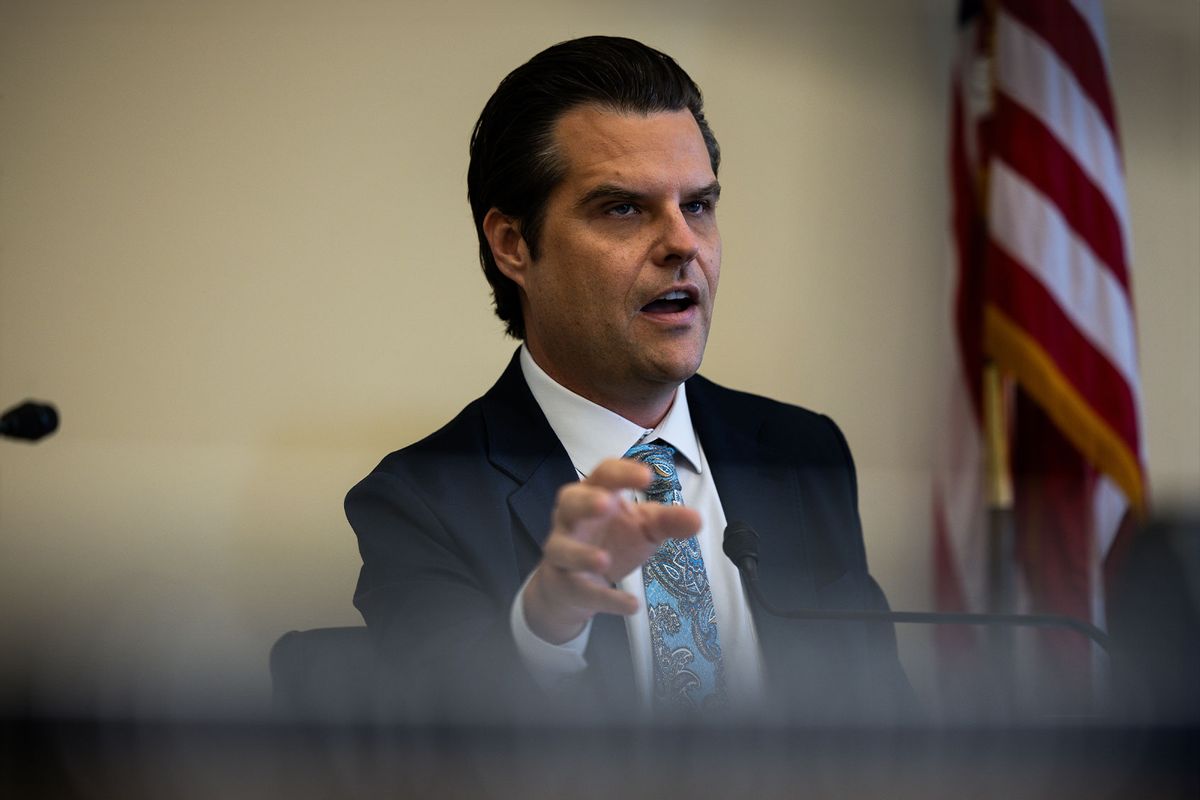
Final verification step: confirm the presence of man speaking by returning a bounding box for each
[347,36,910,721]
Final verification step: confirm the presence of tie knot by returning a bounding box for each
[624,441,683,505]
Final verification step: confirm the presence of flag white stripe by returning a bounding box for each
[995,10,1131,266]
[988,160,1141,393]
[1091,475,1127,638]
[1092,474,1127,558]
[935,232,989,611]
[1067,0,1111,65]
[937,374,988,611]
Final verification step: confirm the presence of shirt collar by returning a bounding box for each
[519,345,702,477]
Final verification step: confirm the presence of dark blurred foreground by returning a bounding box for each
[2,714,1198,799]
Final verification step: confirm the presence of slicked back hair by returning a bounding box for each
[467,36,720,339]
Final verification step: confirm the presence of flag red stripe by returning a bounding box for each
[1001,0,1119,142]
[992,92,1130,290]
[1011,392,1096,673]
[986,242,1140,452]
[949,79,986,421]
[1012,394,1096,624]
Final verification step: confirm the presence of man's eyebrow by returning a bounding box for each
[575,180,723,208]
[687,181,722,203]
[575,184,645,209]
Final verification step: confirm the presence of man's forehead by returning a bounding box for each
[550,105,715,192]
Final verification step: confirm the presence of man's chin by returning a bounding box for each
[639,347,706,386]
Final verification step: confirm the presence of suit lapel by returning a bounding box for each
[481,351,574,566]
[480,351,636,697]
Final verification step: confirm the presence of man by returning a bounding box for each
[348,36,910,722]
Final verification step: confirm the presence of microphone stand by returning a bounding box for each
[740,573,1111,653]
[724,522,1113,720]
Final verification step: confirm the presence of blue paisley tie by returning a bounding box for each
[624,441,725,710]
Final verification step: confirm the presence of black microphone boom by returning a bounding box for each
[722,521,1110,653]
[0,401,59,442]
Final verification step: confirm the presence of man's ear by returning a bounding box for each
[482,208,531,288]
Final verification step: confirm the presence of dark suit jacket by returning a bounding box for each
[347,351,912,722]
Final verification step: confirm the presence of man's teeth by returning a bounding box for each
[642,290,693,314]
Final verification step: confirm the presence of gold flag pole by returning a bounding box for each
[983,362,1015,614]
[977,0,1014,620]
[983,361,1017,715]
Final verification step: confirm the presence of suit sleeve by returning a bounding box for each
[346,468,536,718]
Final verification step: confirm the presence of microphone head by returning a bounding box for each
[0,401,59,442]
[723,521,760,570]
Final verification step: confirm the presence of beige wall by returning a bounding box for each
[1,0,1196,716]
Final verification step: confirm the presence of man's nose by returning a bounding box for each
[652,207,701,267]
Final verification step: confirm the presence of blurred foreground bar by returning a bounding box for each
[3,715,1197,799]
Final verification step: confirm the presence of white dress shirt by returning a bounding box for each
[510,345,764,710]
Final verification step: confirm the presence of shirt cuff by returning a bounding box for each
[510,572,591,693]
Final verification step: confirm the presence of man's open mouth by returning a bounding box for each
[641,290,696,314]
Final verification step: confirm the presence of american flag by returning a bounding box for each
[934,0,1147,689]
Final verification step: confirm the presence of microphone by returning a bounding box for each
[722,521,1110,652]
[0,401,59,442]
[722,520,760,581]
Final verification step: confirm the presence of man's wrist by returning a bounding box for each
[510,571,591,693]
[523,567,590,644]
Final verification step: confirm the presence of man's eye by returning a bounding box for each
[683,200,712,215]
[607,203,638,217]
